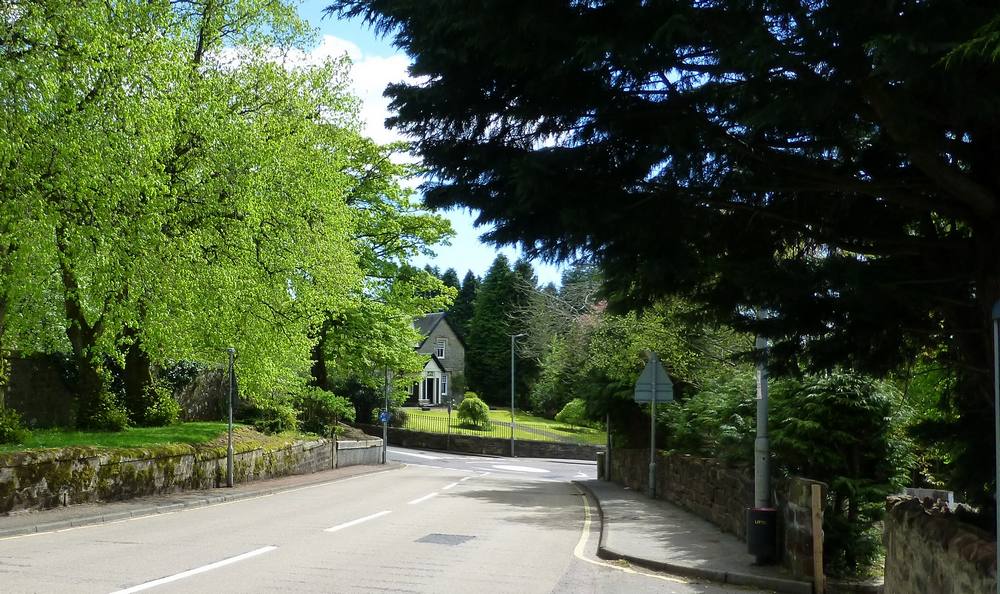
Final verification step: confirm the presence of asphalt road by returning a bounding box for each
[0,448,765,593]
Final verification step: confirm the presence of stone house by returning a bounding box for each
[411,312,465,406]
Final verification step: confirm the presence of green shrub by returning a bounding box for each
[554,398,594,427]
[0,407,29,444]
[143,382,181,426]
[370,406,408,427]
[243,399,298,434]
[294,386,356,436]
[457,393,490,429]
[85,390,130,432]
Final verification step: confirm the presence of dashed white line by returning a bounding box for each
[408,492,439,505]
[109,545,278,593]
[442,482,460,490]
[459,476,474,482]
[324,510,392,533]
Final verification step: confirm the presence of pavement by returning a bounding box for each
[0,462,402,540]
[575,479,815,594]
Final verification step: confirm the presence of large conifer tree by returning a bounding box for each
[329,0,1000,501]
[466,255,518,405]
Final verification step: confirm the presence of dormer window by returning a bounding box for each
[435,338,447,358]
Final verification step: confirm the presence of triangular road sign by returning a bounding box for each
[634,353,673,402]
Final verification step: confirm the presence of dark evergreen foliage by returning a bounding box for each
[328,0,1000,502]
[449,270,479,338]
[466,255,519,404]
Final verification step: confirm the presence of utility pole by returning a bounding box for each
[382,365,389,464]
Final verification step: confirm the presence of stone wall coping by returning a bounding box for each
[0,438,331,468]
[886,495,996,575]
[336,439,382,450]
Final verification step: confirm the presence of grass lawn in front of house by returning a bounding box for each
[402,407,605,445]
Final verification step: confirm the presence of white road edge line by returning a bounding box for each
[408,492,439,505]
[324,510,392,533]
[442,482,460,490]
[573,492,686,584]
[109,545,278,593]
[388,450,441,459]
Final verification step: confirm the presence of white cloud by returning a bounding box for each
[304,35,415,145]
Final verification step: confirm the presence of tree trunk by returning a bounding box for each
[310,318,333,390]
[122,327,152,425]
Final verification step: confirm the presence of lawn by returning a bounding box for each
[403,407,606,445]
[0,422,232,453]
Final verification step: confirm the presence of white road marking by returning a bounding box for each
[576,472,589,478]
[324,510,392,533]
[389,450,441,459]
[459,476,474,482]
[109,545,278,593]
[408,492,439,505]
[442,482,460,490]
[573,492,686,584]
[492,464,549,473]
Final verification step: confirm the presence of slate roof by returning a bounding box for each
[414,312,445,337]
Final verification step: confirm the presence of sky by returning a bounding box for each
[296,3,565,286]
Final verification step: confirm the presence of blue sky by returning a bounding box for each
[297,4,565,286]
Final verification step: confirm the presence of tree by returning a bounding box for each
[329,0,1000,502]
[466,255,519,405]
[448,271,479,338]
[0,1,449,431]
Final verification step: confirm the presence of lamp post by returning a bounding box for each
[510,333,526,457]
[991,299,999,594]
[226,347,235,488]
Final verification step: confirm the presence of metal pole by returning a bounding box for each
[226,347,235,488]
[383,366,389,465]
[754,334,770,508]
[447,398,452,451]
[649,356,657,498]
[991,299,1000,594]
[606,412,611,481]
[510,334,516,458]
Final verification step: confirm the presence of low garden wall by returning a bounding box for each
[609,448,826,580]
[0,437,383,514]
[355,424,603,460]
[884,496,996,594]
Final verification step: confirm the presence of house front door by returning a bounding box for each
[424,377,438,404]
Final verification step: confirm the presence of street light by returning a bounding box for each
[226,347,235,488]
[991,299,999,594]
[510,333,527,457]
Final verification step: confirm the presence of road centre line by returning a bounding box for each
[408,492,439,505]
[442,482,460,490]
[324,510,392,533]
[459,476,473,482]
[109,545,278,593]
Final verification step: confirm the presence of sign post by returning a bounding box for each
[634,353,673,497]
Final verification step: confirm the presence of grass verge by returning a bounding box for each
[0,422,232,453]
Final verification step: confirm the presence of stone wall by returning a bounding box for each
[778,477,827,578]
[884,496,996,594]
[610,448,754,537]
[336,439,383,467]
[356,424,603,460]
[5,355,75,428]
[609,448,826,580]
[0,437,383,514]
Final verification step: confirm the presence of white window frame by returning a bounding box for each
[435,338,447,359]
[441,372,449,396]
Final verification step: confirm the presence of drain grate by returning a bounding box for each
[415,533,476,546]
